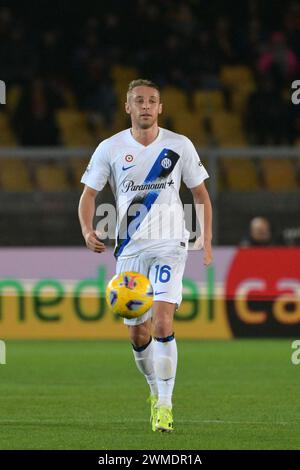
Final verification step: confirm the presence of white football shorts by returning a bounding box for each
[115,245,188,326]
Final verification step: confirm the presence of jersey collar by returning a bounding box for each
[128,127,162,148]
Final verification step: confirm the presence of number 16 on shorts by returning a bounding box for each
[150,258,185,306]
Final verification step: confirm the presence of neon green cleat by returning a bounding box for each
[155,405,174,433]
[147,395,158,432]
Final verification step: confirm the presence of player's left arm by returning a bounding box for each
[190,182,213,266]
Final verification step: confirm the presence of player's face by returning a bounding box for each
[126,86,162,129]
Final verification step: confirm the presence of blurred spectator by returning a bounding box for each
[257,32,299,87]
[187,30,221,90]
[1,2,300,146]
[214,17,237,65]
[12,79,64,146]
[0,23,36,84]
[37,29,66,79]
[84,74,117,129]
[284,2,300,61]
[244,76,291,145]
[240,217,273,246]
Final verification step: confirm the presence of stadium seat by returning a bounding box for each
[112,65,139,104]
[231,88,256,114]
[35,163,70,191]
[0,158,33,191]
[112,65,138,84]
[56,109,94,146]
[210,111,247,146]
[5,85,22,114]
[172,110,208,146]
[220,66,255,114]
[261,159,298,191]
[220,66,254,89]
[69,157,89,189]
[194,90,225,115]
[160,86,188,117]
[221,157,259,191]
[0,113,17,146]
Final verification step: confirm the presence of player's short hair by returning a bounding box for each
[127,79,160,98]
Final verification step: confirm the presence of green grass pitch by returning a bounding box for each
[0,339,299,450]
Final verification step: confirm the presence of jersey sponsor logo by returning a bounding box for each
[154,291,167,295]
[122,164,136,171]
[125,154,134,162]
[121,179,173,192]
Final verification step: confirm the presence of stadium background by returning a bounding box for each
[0,1,300,450]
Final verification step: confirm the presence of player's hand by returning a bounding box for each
[203,240,213,266]
[84,231,106,253]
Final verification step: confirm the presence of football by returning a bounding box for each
[105,271,154,319]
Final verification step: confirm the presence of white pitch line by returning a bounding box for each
[0,419,293,426]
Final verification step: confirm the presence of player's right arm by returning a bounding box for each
[78,139,111,253]
[78,185,106,253]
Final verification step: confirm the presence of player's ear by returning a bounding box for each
[158,102,163,115]
[125,101,131,114]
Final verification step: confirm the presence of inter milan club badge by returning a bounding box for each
[125,155,134,163]
[161,157,172,169]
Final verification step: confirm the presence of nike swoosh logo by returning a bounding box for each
[154,291,167,295]
[122,164,136,171]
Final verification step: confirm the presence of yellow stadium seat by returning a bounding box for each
[210,111,246,146]
[261,159,298,191]
[113,66,139,104]
[6,85,22,114]
[220,66,255,114]
[0,113,17,146]
[172,111,208,146]
[56,109,94,146]
[62,88,77,108]
[112,65,138,84]
[221,157,259,190]
[220,66,254,89]
[0,159,33,191]
[231,88,256,113]
[69,157,89,189]
[194,90,224,114]
[35,164,70,191]
[160,87,188,116]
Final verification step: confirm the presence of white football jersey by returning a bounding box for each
[81,127,209,258]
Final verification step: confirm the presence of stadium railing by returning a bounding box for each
[0,147,299,245]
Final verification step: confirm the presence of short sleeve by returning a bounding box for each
[181,137,209,188]
[81,140,111,191]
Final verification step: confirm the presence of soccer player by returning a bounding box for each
[78,79,213,432]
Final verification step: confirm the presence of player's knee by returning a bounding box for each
[128,325,151,349]
[153,316,173,338]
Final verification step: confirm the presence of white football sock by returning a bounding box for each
[153,334,177,408]
[132,337,158,397]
